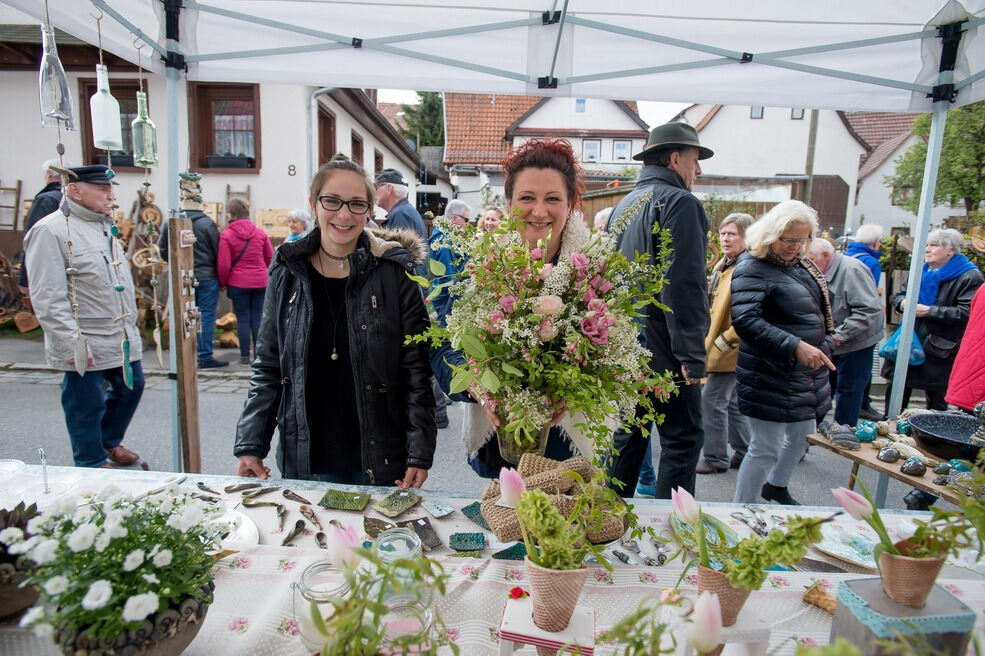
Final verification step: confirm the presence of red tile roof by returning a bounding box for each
[858,130,912,180]
[842,112,918,149]
[377,102,408,133]
[443,93,542,165]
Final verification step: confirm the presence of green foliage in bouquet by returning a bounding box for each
[0,485,227,644]
[0,501,40,566]
[794,638,861,656]
[515,472,619,571]
[905,451,985,559]
[409,193,676,468]
[310,546,458,656]
[596,588,686,655]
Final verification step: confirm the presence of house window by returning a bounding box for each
[613,140,632,162]
[582,140,601,163]
[891,186,914,206]
[189,82,261,171]
[79,78,141,169]
[791,108,805,120]
[374,149,384,175]
[750,106,764,119]
[574,98,587,114]
[351,131,363,166]
[318,107,336,165]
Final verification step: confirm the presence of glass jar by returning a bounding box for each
[375,526,422,599]
[291,560,349,650]
[378,595,434,655]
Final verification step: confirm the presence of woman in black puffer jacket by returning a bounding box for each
[730,201,835,505]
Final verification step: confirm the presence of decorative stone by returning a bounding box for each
[900,457,926,476]
[876,421,892,436]
[150,278,159,287]
[932,475,950,486]
[933,462,953,475]
[65,267,79,276]
[114,284,125,292]
[950,459,972,472]
[105,168,116,179]
[877,446,901,463]
[896,420,911,435]
[854,421,877,442]
[110,225,119,236]
[56,142,65,155]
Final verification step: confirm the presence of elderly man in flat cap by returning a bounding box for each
[606,122,714,499]
[24,165,145,469]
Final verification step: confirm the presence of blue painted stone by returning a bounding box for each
[854,422,877,442]
[105,168,116,179]
[949,459,972,472]
[896,420,911,435]
[114,284,125,292]
[110,225,120,236]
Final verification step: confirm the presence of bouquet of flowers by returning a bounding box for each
[0,484,228,646]
[413,194,675,464]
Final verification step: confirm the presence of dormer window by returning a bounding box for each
[574,98,587,114]
[750,106,764,119]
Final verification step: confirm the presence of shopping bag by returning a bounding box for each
[878,325,926,366]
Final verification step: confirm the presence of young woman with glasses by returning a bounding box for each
[233,156,436,488]
[729,200,836,505]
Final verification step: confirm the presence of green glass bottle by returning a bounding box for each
[131,91,158,167]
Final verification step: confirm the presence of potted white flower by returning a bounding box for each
[0,484,228,655]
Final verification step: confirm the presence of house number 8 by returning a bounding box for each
[288,165,296,176]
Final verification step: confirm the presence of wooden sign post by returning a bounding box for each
[167,216,202,472]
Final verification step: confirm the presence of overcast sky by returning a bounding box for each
[377,89,687,128]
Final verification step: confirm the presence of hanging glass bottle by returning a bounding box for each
[90,64,123,151]
[39,24,75,130]
[131,91,158,167]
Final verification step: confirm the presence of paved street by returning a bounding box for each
[0,334,917,509]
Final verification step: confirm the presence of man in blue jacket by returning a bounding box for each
[606,122,714,499]
[375,169,428,277]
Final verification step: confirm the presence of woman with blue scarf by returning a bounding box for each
[882,228,983,412]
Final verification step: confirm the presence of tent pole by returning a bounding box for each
[879,19,964,508]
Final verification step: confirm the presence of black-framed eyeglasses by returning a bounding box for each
[316,195,372,214]
[778,237,811,244]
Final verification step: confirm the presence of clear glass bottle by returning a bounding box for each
[38,24,75,130]
[291,560,349,651]
[89,64,123,151]
[375,526,423,599]
[131,91,158,167]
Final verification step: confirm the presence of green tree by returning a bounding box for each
[398,92,444,149]
[884,100,985,216]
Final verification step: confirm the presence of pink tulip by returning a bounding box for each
[831,487,873,520]
[686,591,722,654]
[327,523,362,571]
[498,467,525,507]
[671,487,700,524]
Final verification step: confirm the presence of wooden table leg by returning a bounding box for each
[848,462,860,490]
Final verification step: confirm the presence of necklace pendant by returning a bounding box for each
[339,260,344,270]
[330,348,339,361]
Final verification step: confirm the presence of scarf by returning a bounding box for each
[919,253,976,305]
[763,251,835,333]
[846,242,880,259]
[708,255,738,303]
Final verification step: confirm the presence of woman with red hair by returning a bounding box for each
[431,139,594,477]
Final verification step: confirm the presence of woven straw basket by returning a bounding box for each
[877,540,946,608]
[525,557,589,632]
[697,565,751,627]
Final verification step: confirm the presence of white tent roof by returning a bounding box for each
[6,0,984,112]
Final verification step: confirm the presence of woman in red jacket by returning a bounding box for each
[218,199,274,364]
[946,284,985,411]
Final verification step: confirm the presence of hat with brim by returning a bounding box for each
[375,168,407,186]
[66,164,118,186]
[633,122,713,161]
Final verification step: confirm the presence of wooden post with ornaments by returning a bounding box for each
[167,171,204,472]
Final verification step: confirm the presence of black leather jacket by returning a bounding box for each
[232,226,435,482]
[882,266,983,391]
[609,165,710,378]
[158,211,220,281]
[731,253,833,423]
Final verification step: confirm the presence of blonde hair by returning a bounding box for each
[745,200,819,259]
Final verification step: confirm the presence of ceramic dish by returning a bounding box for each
[0,459,25,476]
[670,513,741,552]
[814,525,877,570]
[219,508,260,549]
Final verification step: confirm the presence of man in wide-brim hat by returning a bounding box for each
[606,122,714,499]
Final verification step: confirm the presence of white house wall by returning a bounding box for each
[852,135,958,234]
[1,69,415,229]
[683,104,866,220]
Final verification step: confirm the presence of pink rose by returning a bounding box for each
[581,316,599,338]
[532,295,564,316]
[587,298,608,314]
[569,252,590,277]
[488,310,505,334]
[539,263,554,280]
[537,317,558,341]
[598,280,614,294]
[582,288,598,303]
[499,295,517,314]
[530,247,543,260]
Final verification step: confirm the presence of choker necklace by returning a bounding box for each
[320,244,348,270]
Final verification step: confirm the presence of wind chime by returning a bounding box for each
[37,0,88,375]
[130,41,165,367]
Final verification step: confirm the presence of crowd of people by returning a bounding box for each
[19,124,985,505]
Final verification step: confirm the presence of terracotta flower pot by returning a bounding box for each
[697,565,751,627]
[877,539,946,608]
[524,557,588,632]
[54,582,214,656]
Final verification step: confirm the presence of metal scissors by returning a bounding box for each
[731,511,768,537]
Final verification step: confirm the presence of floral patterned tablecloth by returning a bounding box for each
[1,466,982,655]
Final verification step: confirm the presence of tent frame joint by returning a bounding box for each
[351,37,363,48]
[542,11,560,25]
[164,50,186,70]
[538,75,558,88]
[740,52,753,63]
[931,82,956,103]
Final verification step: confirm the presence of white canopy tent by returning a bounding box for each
[7,0,984,502]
